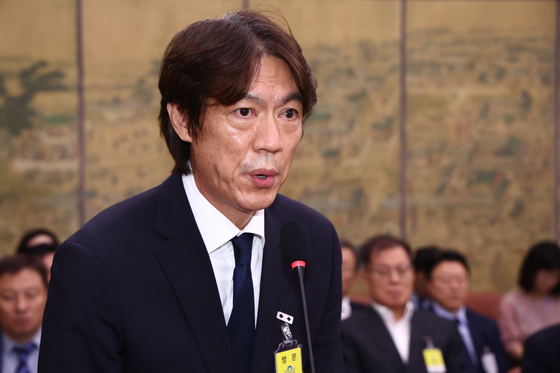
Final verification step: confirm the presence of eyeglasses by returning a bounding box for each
[367,264,412,279]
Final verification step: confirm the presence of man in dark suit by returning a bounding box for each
[0,254,48,373]
[340,235,467,373]
[340,239,366,320]
[522,323,560,373]
[39,10,343,373]
[426,250,509,373]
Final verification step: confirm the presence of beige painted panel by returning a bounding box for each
[406,1,556,292]
[81,0,241,219]
[264,1,402,251]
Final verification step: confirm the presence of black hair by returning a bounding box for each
[360,235,411,268]
[413,246,441,272]
[16,228,59,252]
[340,239,360,272]
[425,250,470,280]
[0,254,48,288]
[518,241,560,296]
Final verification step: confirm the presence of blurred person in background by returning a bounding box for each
[521,322,560,373]
[341,239,366,320]
[340,235,467,373]
[412,246,441,310]
[16,230,59,253]
[0,254,48,373]
[497,241,560,365]
[426,250,509,373]
[16,229,59,282]
[16,244,57,283]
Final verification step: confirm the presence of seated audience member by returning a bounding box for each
[16,229,59,282]
[521,322,560,373]
[340,240,366,320]
[412,246,441,310]
[16,244,57,283]
[426,250,509,373]
[498,241,560,364]
[340,235,467,373]
[341,239,366,320]
[16,229,59,252]
[0,254,48,373]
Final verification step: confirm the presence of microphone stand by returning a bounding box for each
[294,265,316,373]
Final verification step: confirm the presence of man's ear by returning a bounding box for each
[167,103,193,143]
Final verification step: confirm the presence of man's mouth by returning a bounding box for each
[249,170,278,188]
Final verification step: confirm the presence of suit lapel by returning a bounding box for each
[250,201,291,372]
[153,174,233,373]
[365,308,407,371]
[408,312,427,373]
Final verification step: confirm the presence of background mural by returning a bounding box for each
[0,0,556,293]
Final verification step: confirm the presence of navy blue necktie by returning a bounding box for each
[227,233,255,373]
[13,343,37,373]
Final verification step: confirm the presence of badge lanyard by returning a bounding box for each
[274,312,303,373]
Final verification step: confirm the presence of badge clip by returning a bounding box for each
[274,312,303,372]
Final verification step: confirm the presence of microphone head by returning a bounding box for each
[280,220,310,265]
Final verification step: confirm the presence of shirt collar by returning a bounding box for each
[432,302,468,326]
[371,299,415,324]
[182,172,265,254]
[2,328,42,351]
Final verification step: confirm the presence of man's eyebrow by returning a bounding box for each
[241,91,303,106]
[281,92,303,106]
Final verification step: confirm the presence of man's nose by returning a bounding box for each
[254,113,283,153]
[15,295,27,312]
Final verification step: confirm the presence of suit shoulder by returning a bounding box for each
[68,175,179,245]
[271,194,334,229]
[341,307,374,331]
[527,323,560,345]
[466,308,498,328]
[415,310,456,330]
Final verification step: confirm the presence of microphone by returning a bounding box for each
[280,220,315,373]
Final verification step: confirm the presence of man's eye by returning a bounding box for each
[237,108,250,116]
[285,109,296,119]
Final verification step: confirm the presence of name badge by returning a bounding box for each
[275,312,303,373]
[423,348,446,373]
[275,347,303,373]
[481,348,498,373]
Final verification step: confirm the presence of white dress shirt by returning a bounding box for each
[372,300,415,363]
[2,328,41,373]
[341,295,352,320]
[183,172,265,327]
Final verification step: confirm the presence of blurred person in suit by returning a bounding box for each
[521,322,560,373]
[16,229,59,282]
[16,230,58,252]
[498,241,560,364]
[425,250,509,373]
[16,244,57,283]
[0,254,48,373]
[412,246,441,310]
[341,239,366,320]
[340,235,467,373]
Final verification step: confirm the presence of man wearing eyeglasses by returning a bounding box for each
[340,235,467,373]
[425,250,509,373]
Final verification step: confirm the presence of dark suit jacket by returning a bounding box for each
[521,323,560,373]
[465,309,509,373]
[38,173,343,373]
[350,301,368,315]
[340,307,468,373]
